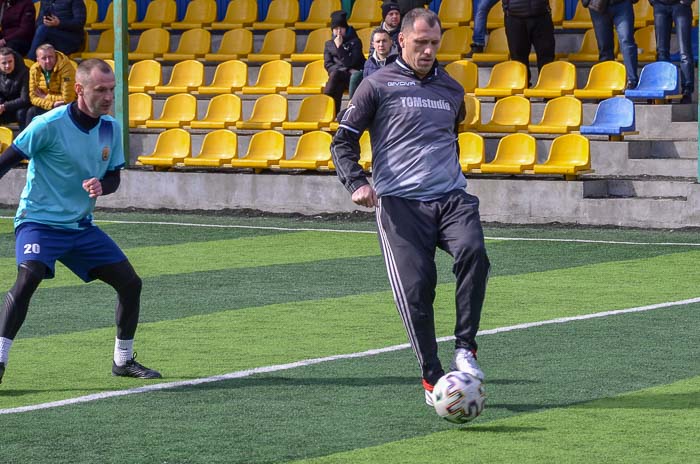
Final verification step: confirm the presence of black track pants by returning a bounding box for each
[375,190,490,385]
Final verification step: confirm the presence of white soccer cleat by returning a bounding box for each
[451,348,484,381]
[424,388,434,406]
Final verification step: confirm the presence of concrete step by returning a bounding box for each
[585,178,696,200]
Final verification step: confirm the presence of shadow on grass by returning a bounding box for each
[573,392,700,410]
[459,425,547,433]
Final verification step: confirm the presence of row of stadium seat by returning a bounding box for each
[124,58,648,103]
[76,0,695,33]
[129,90,637,141]
[136,128,592,180]
[74,24,662,64]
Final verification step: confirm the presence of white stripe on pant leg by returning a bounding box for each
[375,199,425,368]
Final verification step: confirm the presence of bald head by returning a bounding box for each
[75,59,115,118]
[76,58,114,85]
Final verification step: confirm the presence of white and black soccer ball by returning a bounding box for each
[432,371,486,424]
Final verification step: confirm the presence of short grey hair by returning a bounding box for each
[400,8,441,33]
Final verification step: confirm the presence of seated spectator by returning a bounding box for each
[383,0,429,16]
[651,0,694,103]
[371,2,401,57]
[25,43,75,126]
[0,47,30,128]
[324,10,365,116]
[0,0,36,56]
[363,28,398,77]
[27,0,86,60]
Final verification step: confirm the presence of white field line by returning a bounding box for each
[3,216,700,247]
[1,296,698,416]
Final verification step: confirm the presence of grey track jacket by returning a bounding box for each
[331,57,466,201]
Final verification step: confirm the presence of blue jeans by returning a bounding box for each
[653,1,694,94]
[589,0,639,84]
[472,0,501,46]
[28,25,84,60]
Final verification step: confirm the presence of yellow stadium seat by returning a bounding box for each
[190,94,242,129]
[153,60,204,94]
[34,0,40,19]
[439,0,472,29]
[128,60,162,93]
[568,28,618,62]
[633,1,654,28]
[161,28,211,61]
[91,0,136,30]
[562,1,592,29]
[623,26,656,63]
[230,130,285,171]
[573,61,626,99]
[251,0,299,29]
[290,28,331,63]
[474,60,527,97]
[287,60,329,94]
[137,128,191,167]
[523,61,576,98]
[235,94,288,130]
[445,60,478,94]
[277,131,333,169]
[471,27,509,63]
[485,1,504,29]
[247,28,296,62]
[694,0,698,26]
[480,133,536,174]
[84,0,98,29]
[549,0,565,26]
[80,28,114,60]
[144,93,197,128]
[0,126,14,151]
[459,95,481,132]
[328,130,372,171]
[128,93,152,127]
[128,28,170,61]
[436,26,472,62]
[282,95,335,130]
[170,0,217,29]
[204,28,253,62]
[211,0,258,29]
[458,132,484,172]
[131,0,177,30]
[24,58,34,69]
[183,130,238,167]
[348,0,382,29]
[294,0,341,29]
[533,134,591,179]
[104,59,115,70]
[355,27,373,58]
[198,60,247,94]
[241,60,292,94]
[478,95,530,132]
[528,96,582,134]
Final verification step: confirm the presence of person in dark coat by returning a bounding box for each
[0,0,36,56]
[502,0,555,85]
[27,0,86,59]
[0,47,30,128]
[324,10,365,115]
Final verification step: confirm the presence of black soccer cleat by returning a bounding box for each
[112,353,162,379]
[0,362,5,384]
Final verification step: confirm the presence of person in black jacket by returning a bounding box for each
[27,0,86,60]
[0,47,29,128]
[651,0,694,102]
[502,0,555,85]
[324,10,366,115]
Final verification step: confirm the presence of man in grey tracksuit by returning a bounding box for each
[331,8,490,405]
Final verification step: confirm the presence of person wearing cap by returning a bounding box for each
[324,10,365,116]
[371,2,402,57]
[382,0,429,16]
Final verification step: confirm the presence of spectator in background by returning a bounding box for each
[470,0,500,55]
[363,28,398,77]
[27,0,86,60]
[0,47,30,128]
[324,10,365,116]
[583,0,639,88]
[0,0,36,56]
[502,0,555,85]
[383,0,429,16]
[650,0,694,103]
[371,2,402,56]
[25,43,75,126]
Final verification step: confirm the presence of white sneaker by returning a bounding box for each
[451,348,484,381]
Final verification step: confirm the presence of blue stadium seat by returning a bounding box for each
[580,97,636,140]
[625,62,680,100]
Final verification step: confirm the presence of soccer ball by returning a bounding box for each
[432,371,486,424]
